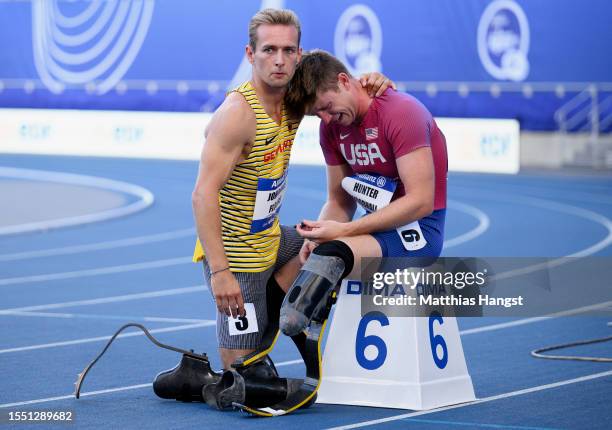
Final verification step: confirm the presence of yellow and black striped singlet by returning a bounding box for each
[193,81,299,272]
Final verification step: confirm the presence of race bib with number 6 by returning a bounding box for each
[396,221,427,251]
[342,173,428,251]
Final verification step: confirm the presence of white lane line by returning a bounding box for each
[0,385,154,408]
[460,300,612,335]
[0,167,154,236]
[454,187,612,257]
[3,310,207,324]
[0,228,195,262]
[0,321,215,354]
[521,197,612,257]
[326,370,612,430]
[0,301,612,354]
[460,318,549,336]
[444,188,612,287]
[1,292,606,356]
[0,285,206,314]
[0,359,304,408]
[444,200,490,249]
[0,256,193,286]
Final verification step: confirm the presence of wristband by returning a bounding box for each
[211,266,230,276]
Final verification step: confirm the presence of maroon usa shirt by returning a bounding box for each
[320,89,448,210]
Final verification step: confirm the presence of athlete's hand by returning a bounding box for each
[359,72,396,97]
[299,239,318,264]
[297,219,350,243]
[210,270,245,318]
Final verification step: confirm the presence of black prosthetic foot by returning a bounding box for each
[202,356,292,410]
[153,353,221,402]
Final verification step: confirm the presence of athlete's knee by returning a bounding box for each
[312,240,355,276]
[279,240,355,336]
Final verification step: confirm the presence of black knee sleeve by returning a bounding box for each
[279,240,354,336]
[312,240,354,277]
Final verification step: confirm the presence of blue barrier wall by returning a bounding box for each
[1,0,611,131]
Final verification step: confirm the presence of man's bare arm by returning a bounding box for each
[344,147,434,235]
[192,92,255,317]
[296,164,354,261]
[315,163,356,223]
[298,147,435,242]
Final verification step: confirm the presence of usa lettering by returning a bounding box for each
[340,142,387,166]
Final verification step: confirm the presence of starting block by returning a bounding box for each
[317,280,476,410]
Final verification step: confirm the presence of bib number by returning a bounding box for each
[228,303,259,336]
[250,174,287,233]
[342,173,428,251]
[396,221,427,251]
[341,174,397,213]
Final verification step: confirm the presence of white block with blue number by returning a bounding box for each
[317,280,476,410]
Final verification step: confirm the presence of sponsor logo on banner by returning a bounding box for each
[19,123,51,141]
[480,134,511,158]
[477,0,530,81]
[114,126,144,143]
[31,0,155,94]
[334,4,383,75]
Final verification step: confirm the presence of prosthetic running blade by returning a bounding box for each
[233,319,327,416]
[74,323,211,399]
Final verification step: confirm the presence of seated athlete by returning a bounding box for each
[278,49,448,338]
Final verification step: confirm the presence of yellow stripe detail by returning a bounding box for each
[241,331,281,367]
[240,319,329,417]
[193,80,298,271]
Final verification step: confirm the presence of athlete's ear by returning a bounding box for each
[246,44,255,65]
[337,73,350,90]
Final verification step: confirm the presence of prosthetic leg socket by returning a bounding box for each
[153,352,221,402]
[280,241,354,337]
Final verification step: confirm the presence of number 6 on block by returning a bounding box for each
[355,311,389,370]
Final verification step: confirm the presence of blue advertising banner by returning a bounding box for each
[1,0,611,130]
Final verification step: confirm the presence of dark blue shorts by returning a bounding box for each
[372,209,446,257]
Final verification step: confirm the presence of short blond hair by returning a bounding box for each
[248,8,301,50]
